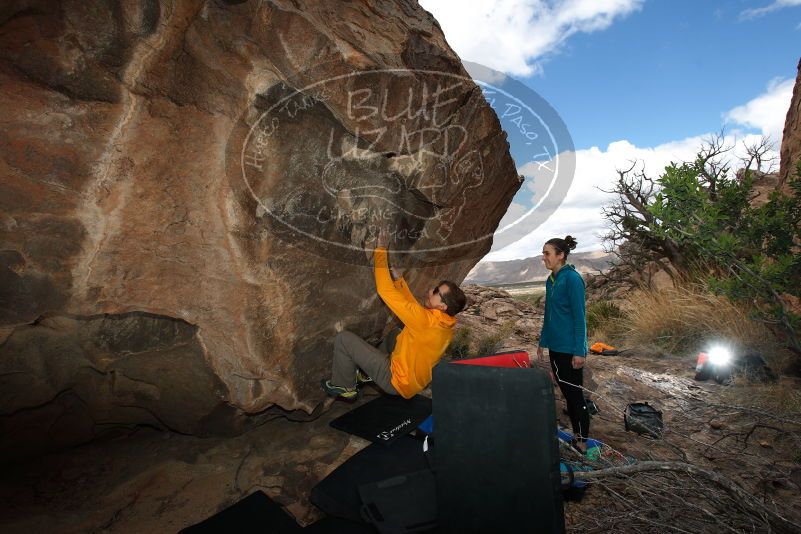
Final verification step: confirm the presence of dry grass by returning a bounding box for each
[586,301,625,343]
[617,283,791,368]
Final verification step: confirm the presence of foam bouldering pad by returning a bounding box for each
[432,361,565,533]
[311,435,429,523]
[330,394,432,445]
[358,469,437,533]
[450,350,530,368]
[303,517,374,533]
[180,491,302,533]
[182,491,373,533]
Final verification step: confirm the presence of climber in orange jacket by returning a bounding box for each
[322,229,467,400]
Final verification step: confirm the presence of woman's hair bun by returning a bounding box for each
[564,235,577,250]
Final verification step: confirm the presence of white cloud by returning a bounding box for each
[724,77,795,142]
[740,0,801,19]
[419,0,643,76]
[482,132,777,262]
[487,201,548,256]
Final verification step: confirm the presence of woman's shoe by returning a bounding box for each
[570,439,587,455]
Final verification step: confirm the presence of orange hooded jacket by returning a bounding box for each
[374,248,456,398]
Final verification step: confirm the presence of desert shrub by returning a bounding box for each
[444,327,472,360]
[586,300,624,340]
[475,332,504,357]
[604,138,801,361]
[474,321,517,357]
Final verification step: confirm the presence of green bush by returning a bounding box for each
[586,301,624,337]
[475,333,504,357]
[474,321,517,357]
[605,143,801,359]
[445,321,521,361]
[444,327,472,360]
[649,160,801,355]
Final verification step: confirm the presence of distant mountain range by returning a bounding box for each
[466,250,614,285]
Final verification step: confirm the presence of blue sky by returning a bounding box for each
[527,0,800,149]
[419,0,800,261]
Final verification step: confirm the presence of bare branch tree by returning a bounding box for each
[695,130,734,201]
[740,136,778,174]
[600,162,687,273]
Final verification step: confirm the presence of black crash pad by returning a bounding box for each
[330,394,432,445]
[311,435,429,523]
[180,491,302,533]
[181,491,372,533]
[359,469,437,533]
[303,517,374,533]
[433,361,565,533]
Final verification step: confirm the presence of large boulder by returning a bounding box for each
[0,0,521,460]
[780,57,801,185]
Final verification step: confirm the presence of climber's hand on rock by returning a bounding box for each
[376,228,389,249]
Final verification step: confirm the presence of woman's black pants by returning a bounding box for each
[549,350,590,441]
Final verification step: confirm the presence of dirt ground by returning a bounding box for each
[1,287,800,533]
[557,350,801,532]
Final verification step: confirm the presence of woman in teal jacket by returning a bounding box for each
[536,235,590,451]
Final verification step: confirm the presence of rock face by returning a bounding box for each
[0,0,521,460]
[780,58,801,185]
[458,285,543,351]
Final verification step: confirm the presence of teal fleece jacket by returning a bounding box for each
[539,264,588,357]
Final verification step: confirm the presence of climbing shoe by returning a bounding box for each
[320,379,359,400]
[568,439,588,456]
[356,369,373,384]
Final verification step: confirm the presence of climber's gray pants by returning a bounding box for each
[331,330,399,395]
